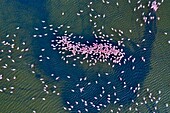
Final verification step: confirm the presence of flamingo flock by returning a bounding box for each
[51,36,125,66]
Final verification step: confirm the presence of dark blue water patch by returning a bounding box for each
[60,10,157,112]
[31,6,158,113]
[62,77,113,113]
[16,0,48,20]
[35,74,41,79]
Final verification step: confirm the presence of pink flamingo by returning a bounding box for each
[151,1,159,12]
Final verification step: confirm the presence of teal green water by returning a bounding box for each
[0,0,170,113]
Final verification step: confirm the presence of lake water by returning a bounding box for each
[0,0,170,113]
